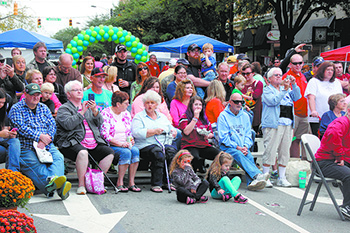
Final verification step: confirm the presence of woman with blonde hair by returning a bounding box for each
[205,80,226,123]
[169,78,196,127]
[102,66,120,93]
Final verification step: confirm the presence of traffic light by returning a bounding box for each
[69,18,72,27]
[13,2,18,15]
[37,18,41,28]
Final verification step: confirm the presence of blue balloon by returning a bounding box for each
[78,34,84,40]
[77,46,83,52]
[103,26,109,32]
[71,40,77,47]
[119,37,125,43]
[73,53,79,59]
[96,34,102,41]
[65,48,72,54]
[89,37,96,43]
[94,26,100,33]
[131,47,137,53]
[86,29,92,35]
[137,43,143,49]
[126,41,132,47]
[130,35,136,42]
[142,50,148,57]
[113,27,119,33]
[103,33,109,40]
[111,35,118,41]
[135,54,141,60]
[122,30,128,36]
[72,60,76,66]
[83,40,89,46]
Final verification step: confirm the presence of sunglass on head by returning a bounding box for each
[230,100,245,105]
[242,72,252,76]
[138,67,148,71]
[291,62,303,65]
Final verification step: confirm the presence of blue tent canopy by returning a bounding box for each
[0,28,63,50]
[149,34,234,54]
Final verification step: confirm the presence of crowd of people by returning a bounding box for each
[1,41,350,216]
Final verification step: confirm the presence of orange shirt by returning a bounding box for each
[205,98,225,123]
[230,65,238,75]
[282,70,308,117]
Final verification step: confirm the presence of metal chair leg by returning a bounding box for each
[310,182,322,211]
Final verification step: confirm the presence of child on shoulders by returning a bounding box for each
[201,43,217,82]
[207,152,248,203]
[170,150,209,205]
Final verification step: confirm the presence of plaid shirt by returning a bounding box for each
[8,100,56,150]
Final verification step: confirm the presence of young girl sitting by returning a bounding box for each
[207,152,248,204]
[170,149,209,205]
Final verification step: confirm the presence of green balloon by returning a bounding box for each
[134,59,140,64]
[131,52,137,57]
[101,38,106,42]
[108,30,114,36]
[91,31,97,37]
[108,38,113,42]
[118,27,123,31]
[109,25,113,30]
[135,38,140,43]
[99,25,103,29]
[125,35,131,41]
[73,36,78,41]
[131,41,138,47]
[84,35,90,41]
[71,47,77,53]
[99,30,105,36]
[128,32,131,36]
[117,31,123,38]
[90,26,94,31]
[137,49,143,55]
[81,31,86,35]
[67,44,72,49]
[141,56,147,62]
[77,40,83,46]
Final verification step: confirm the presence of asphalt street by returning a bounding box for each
[21,175,349,233]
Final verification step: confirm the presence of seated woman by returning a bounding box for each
[100,91,141,192]
[170,79,196,128]
[179,96,220,173]
[205,80,226,124]
[0,88,20,172]
[131,77,172,121]
[55,80,114,195]
[43,66,67,104]
[315,102,350,219]
[132,90,177,193]
[319,93,346,139]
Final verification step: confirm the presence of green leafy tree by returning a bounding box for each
[235,0,350,56]
[52,27,81,48]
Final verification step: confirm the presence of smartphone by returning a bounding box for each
[303,45,312,51]
[10,128,18,132]
[88,93,95,101]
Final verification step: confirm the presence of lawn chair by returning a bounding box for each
[297,134,345,221]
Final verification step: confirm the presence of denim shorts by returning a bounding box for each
[111,145,140,165]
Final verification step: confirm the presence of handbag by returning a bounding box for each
[84,167,106,195]
[33,141,53,164]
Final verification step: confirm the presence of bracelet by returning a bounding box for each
[192,117,198,122]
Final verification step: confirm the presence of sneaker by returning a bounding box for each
[256,173,270,182]
[248,179,266,191]
[234,193,248,204]
[222,193,232,202]
[45,175,67,193]
[265,179,273,188]
[340,205,350,219]
[186,197,196,205]
[276,178,292,187]
[57,181,71,200]
[198,196,209,203]
[76,186,87,195]
[271,171,279,179]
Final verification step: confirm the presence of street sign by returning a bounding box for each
[0,1,7,5]
[46,18,61,21]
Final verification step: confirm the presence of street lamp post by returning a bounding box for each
[250,27,257,62]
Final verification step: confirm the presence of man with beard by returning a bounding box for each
[27,42,55,73]
[111,44,137,95]
[186,44,210,98]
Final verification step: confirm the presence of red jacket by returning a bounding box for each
[315,116,350,163]
[146,61,160,77]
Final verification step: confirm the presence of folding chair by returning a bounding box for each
[297,134,345,221]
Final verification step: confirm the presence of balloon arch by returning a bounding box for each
[65,25,149,68]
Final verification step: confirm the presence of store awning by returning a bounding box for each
[294,16,335,44]
[239,24,271,49]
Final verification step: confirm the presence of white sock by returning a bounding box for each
[279,166,286,179]
[263,166,270,174]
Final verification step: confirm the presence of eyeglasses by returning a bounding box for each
[242,72,252,76]
[138,67,148,71]
[291,62,303,66]
[274,61,280,63]
[230,100,245,105]
[71,89,83,92]
[273,74,282,77]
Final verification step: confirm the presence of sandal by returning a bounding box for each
[150,186,163,193]
[117,185,129,192]
[162,184,176,191]
[128,185,142,192]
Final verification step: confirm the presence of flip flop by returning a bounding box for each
[117,185,129,192]
[150,186,163,193]
[128,185,142,192]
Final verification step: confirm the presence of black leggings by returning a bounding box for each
[176,180,209,203]
[185,146,220,170]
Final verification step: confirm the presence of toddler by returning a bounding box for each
[170,150,209,205]
[207,152,248,203]
[201,43,217,82]
[40,82,55,115]
[232,74,253,102]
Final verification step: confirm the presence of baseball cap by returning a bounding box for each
[227,55,237,63]
[115,44,127,53]
[25,83,41,95]
[187,43,201,52]
[169,58,177,67]
[177,58,190,66]
[312,56,324,67]
[91,67,107,76]
[237,53,249,61]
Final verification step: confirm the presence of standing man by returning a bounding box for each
[146,54,161,77]
[282,54,309,159]
[218,93,269,191]
[274,59,281,67]
[27,42,55,73]
[216,62,235,102]
[303,56,324,82]
[9,83,71,200]
[111,44,136,95]
[53,54,82,87]
[186,43,210,98]
[334,61,349,96]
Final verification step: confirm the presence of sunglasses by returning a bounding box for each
[242,72,252,76]
[291,62,303,65]
[138,67,148,71]
[231,100,245,105]
[0,59,4,63]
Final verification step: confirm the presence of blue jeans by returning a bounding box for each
[196,87,205,99]
[174,128,182,150]
[20,143,64,195]
[203,70,216,82]
[220,145,261,185]
[0,138,21,172]
[111,145,140,165]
